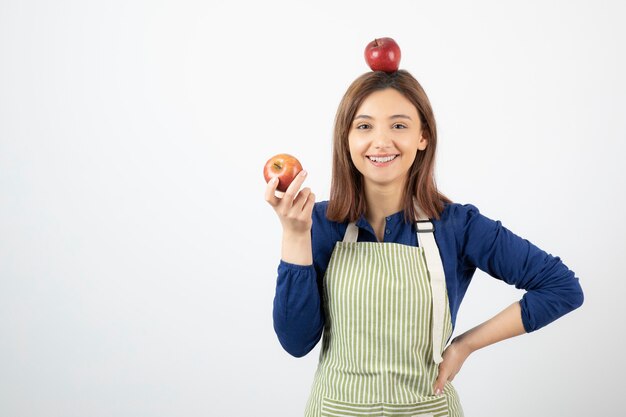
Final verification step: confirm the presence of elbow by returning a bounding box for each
[560,270,584,313]
[569,279,584,311]
[544,259,585,314]
[553,277,584,318]
[287,348,309,359]
[521,275,585,333]
[556,277,585,323]
[274,324,323,358]
[282,335,320,358]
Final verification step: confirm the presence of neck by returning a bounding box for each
[364,182,405,228]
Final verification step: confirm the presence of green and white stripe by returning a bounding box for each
[304,226,464,417]
[321,395,448,417]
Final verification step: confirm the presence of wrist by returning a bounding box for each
[282,229,310,241]
[281,230,313,266]
[452,334,476,355]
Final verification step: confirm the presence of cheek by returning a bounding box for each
[348,135,367,155]
[403,149,419,169]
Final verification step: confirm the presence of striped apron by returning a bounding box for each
[304,209,464,417]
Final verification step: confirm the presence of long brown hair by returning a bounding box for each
[326,70,453,223]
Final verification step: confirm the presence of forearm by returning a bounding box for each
[453,301,526,353]
[281,231,313,265]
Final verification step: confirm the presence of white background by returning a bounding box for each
[1,0,624,416]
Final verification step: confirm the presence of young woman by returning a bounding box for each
[264,70,584,417]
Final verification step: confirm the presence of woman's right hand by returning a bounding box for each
[264,170,315,266]
[264,170,315,235]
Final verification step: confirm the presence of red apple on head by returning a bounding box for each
[364,37,401,73]
[263,153,303,193]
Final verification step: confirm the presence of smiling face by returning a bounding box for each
[348,88,428,193]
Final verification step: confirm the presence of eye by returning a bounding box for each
[392,123,407,129]
[355,123,371,130]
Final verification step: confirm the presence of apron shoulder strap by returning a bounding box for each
[414,200,447,365]
[343,222,359,243]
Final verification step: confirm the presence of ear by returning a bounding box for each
[418,131,428,150]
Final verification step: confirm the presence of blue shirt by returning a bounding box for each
[273,200,584,357]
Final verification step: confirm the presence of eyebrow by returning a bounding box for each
[353,114,413,121]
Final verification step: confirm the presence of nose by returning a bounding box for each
[373,132,392,149]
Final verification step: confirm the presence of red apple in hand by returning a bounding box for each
[263,153,303,193]
[364,37,401,73]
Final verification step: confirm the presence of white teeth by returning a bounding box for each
[368,155,397,163]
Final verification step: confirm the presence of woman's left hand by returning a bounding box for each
[433,337,472,396]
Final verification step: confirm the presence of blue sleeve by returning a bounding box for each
[454,203,584,333]
[272,260,324,357]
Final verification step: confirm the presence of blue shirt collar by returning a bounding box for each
[355,209,410,236]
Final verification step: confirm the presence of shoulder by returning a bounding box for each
[311,200,344,242]
[438,201,485,227]
[312,200,349,230]
[437,201,501,249]
[312,200,330,222]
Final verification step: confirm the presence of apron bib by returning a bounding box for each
[304,208,464,417]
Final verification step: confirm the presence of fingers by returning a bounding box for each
[293,187,312,211]
[265,169,309,209]
[433,359,458,396]
[433,367,448,396]
[281,170,308,203]
[264,177,281,207]
[302,191,316,215]
[264,169,314,234]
